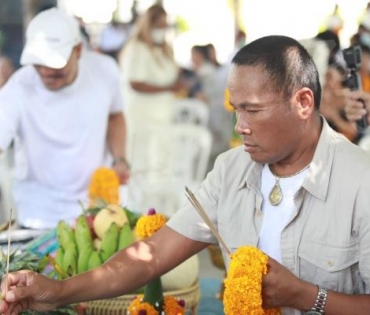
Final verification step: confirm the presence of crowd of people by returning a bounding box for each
[1,3,370,315]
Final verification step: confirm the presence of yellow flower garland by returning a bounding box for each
[223,246,281,315]
[129,209,185,314]
[135,209,167,239]
[128,295,185,315]
[88,167,120,206]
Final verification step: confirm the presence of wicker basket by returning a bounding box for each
[84,279,200,315]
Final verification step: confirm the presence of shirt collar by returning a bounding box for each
[237,116,336,202]
[302,116,336,201]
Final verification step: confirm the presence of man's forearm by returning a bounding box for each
[107,112,127,160]
[58,243,156,306]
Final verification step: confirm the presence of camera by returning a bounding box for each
[342,45,368,131]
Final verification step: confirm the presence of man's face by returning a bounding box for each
[228,64,304,165]
[34,45,81,91]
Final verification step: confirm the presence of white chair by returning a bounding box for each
[125,123,212,217]
[173,98,209,127]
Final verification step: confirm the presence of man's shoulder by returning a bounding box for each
[214,145,254,170]
[7,65,36,86]
[0,65,37,94]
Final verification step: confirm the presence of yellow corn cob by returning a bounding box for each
[88,167,120,206]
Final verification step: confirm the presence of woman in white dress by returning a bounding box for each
[120,4,186,183]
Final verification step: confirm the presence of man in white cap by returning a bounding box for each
[0,8,129,229]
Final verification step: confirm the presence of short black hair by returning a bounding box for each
[232,35,321,110]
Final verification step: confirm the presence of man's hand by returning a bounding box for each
[112,158,130,184]
[262,257,317,311]
[0,271,61,315]
[344,90,370,125]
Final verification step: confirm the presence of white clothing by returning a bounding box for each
[99,24,128,52]
[0,50,124,229]
[259,164,309,263]
[121,40,178,125]
[121,40,179,175]
[259,164,310,315]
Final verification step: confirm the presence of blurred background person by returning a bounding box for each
[0,56,15,88]
[0,8,129,230]
[190,44,233,170]
[119,4,187,175]
[320,63,359,143]
[97,18,129,62]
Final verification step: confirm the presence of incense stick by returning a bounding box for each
[185,186,231,255]
[5,209,13,295]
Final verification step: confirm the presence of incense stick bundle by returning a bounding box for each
[185,186,231,255]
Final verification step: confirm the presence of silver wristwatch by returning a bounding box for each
[304,286,327,315]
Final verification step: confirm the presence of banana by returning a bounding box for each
[100,222,119,262]
[87,250,102,270]
[62,243,78,276]
[118,222,135,250]
[77,245,93,274]
[46,253,69,280]
[74,215,93,253]
[56,220,76,251]
[55,247,64,266]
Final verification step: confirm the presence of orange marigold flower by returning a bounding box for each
[163,296,185,315]
[127,296,158,315]
[88,167,120,206]
[223,246,281,315]
[128,295,185,315]
[135,208,167,239]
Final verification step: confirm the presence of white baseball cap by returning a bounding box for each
[20,8,82,69]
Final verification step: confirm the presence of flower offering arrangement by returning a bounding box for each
[128,209,186,315]
[223,246,281,315]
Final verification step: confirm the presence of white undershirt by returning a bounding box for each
[258,164,309,263]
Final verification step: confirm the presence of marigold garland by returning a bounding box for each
[223,246,281,315]
[135,208,167,239]
[129,209,185,314]
[88,167,120,206]
[128,295,185,315]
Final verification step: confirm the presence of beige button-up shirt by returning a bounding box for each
[167,119,370,313]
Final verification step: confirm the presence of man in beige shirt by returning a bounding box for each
[2,36,370,315]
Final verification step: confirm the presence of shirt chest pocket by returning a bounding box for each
[298,240,360,293]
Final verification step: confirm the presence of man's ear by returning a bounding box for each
[295,88,315,120]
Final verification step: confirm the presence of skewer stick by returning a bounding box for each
[5,208,13,295]
[185,186,231,255]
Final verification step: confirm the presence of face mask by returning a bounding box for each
[151,29,166,44]
[360,33,370,47]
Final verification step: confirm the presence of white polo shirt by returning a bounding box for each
[0,50,124,229]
